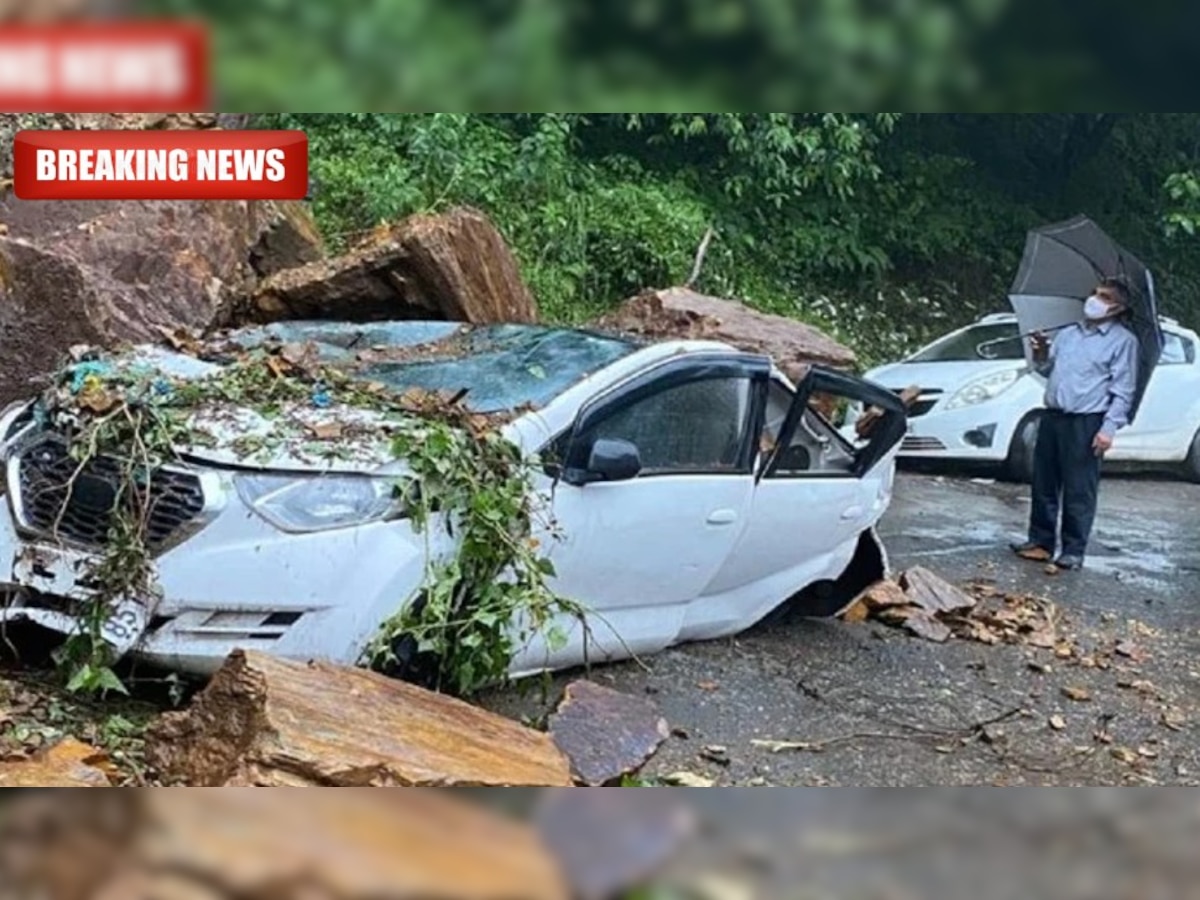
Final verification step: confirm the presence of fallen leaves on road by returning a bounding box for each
[1048,715,1067,731]
[1061,686,1092,703]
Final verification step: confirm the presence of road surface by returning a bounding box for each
[486,472,1200,786]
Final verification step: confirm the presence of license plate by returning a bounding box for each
[99,599,147,655]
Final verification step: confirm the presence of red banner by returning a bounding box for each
[12,130,310,201]
[0,21,209,112]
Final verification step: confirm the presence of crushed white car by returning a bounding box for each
[0,321,907,679]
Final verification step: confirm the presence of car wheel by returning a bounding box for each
[1184,428,1200,483]
[1004,413,1040,484]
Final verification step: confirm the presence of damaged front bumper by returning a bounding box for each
[0,462,435,676]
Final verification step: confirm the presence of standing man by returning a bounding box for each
[1010,276,1139,570]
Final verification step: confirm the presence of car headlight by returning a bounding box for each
[235,473,411,533]
[943,369,1020,411]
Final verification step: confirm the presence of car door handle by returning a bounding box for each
[840,505,865,521]
[707,509,738,525]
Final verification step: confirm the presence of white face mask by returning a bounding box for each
[1083,295,1110,320]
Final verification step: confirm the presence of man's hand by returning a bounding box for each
[1093,432,1114,456]
[1029,331,1049,359]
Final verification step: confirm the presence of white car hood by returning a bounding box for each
[99,346,413,475]
[864,359,1029,393]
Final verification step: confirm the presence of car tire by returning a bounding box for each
[1184,428,1200,483]
[1004,413,1040,484]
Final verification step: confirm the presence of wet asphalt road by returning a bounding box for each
[485,471,1200,786]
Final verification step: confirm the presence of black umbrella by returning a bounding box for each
[1006,214,1164,422]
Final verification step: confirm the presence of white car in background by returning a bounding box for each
[850,312,1200,483]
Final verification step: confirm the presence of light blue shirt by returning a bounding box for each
[1036,320,1139,439]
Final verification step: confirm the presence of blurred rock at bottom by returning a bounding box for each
[0,789,569,900]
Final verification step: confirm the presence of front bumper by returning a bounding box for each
[847,401,1021,463]
[899,406,1011,461]
[0,468,437,676]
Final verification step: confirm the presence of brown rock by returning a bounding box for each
[899,566,977,615]
[0,737,113,787]
[244,206,538,326]
[548,679,670,785]
[0,195,323,404]
[0,789,569,900]
[854,579,911,611]
[593,286,855,371]
[144,649,573,787]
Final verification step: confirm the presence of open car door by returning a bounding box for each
[763,366,907,481]
[698,365,908,624]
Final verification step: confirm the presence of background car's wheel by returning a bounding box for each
[1183,427,1200,483]
[1004,413,1040,484]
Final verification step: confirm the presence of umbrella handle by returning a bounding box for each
[975,321,1075,356]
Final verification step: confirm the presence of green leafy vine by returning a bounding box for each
[365,418,579,696]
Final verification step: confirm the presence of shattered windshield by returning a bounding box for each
[224,321,641,413]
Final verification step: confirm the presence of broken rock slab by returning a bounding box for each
[844,570,974,643]
[0,789,570,900]
[0,737,114,787]
[144,649,573,787]
[242,205,538,326]
[899,566,977,615]
[547,679,670,785]
[593,287,856,372]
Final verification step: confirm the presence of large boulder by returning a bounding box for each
[0,196,323,405]
[593,286,856,377]
[144,649,574,787]
[242,205,538,326]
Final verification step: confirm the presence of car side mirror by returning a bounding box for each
[564,438,642,485]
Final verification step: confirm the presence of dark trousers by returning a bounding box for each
[1028,411,1105,558]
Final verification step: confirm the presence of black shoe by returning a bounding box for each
[1053,554,1084,571]
[1010,541,1053,562]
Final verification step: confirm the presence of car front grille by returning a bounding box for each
[13,438,207,553]
[901,436,947,452]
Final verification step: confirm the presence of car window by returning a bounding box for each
[578,376,754,474]
[761,381,857,475]
[907,322,1023,362]
[1160,332,1195,365]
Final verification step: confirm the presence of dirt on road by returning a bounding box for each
[484,472,1200,786]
